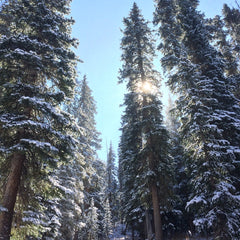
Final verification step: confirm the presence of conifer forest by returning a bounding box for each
[0,0,240,239]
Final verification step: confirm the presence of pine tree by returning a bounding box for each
[105,142,118,224]
[77,75,102,216]
[165,96,190,236]
[118,3,172,239]
[103,198,112,240]
[76,75,103,238]
[222,3,240,98]
[56,78,88,239]
[118,93,143,237]
[118,3,152,237]
[87,198,99,240]
[205,7,240,99]
[0,0,78,238]
[223,2,240,61]
[78,159,106,240]
[154,0,240,238]
[55,159,84,239]
[61,75,103,240]
[78,75,101,156]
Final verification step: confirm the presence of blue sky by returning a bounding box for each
[70,0,237,162]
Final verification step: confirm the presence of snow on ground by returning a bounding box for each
[109,223,208,240]
[109,223,132,240]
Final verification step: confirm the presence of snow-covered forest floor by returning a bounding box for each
[109,223,208,240]
[109,223,132,240]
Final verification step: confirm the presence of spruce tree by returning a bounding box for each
[87,198,99,240]
[55,155,85,239]
[105,142,118,224]
[78,75,101,154]
[154,0,240,238]
[118,93,143,237]
[64,75,103,240]
[205,8,239,99]
[91,159,106,239]
[222,3,240,98]
[103,198,112,240]
[165,96,190,235]
[118,3,172,239]
[0,0,78,238]
[77,75,103,230]
[223,2,240,61]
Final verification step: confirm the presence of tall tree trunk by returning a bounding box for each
[0,152,25,240]
[151,184,162,240]
[145,209,153,239]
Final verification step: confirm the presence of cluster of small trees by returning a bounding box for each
[118,1,240,240]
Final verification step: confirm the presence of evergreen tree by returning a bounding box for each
[205,5,240,99]
[61,75,103,240]
[165,96,190,236]
[154,0,240,238]
[105,142,118,224]
[77,75,102,221]
[0,0,78,238]
[87,198,99,240]
[56,78,89,239]
[118,93,143,237]
[223,2,240,62]
[77,75,103,238]
[55,157,85,239]
[118,3,172,239]
[118,3,152,237]
[78,75,101,156]
[222,3,240,98]
[91,159,107,240]
[103,198,112,240]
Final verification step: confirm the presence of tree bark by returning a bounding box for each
[145,209,153,240]
[151,184,163,240]
[0,152,25,240]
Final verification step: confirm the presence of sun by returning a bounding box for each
[136,81,157,95]
[141,81,152,93]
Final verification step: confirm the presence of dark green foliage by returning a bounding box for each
[222,3,240,98]
[60,75,103,240]
[0,0,78,237]
[118,4,152,234]
[154,0,240,238]
[164,97,191,236]
[118,3,173,238]
[78,75,101,154]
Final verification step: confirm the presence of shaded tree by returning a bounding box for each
[222,2,240,98]
[0,0,78,238]
[164,96,191,237]
[154,0,240,238]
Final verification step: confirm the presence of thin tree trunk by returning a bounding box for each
[0,152,25,240]
[151,184,162,240]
